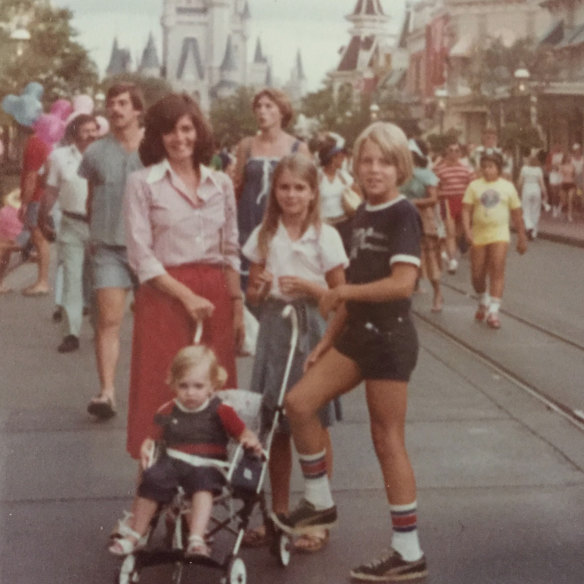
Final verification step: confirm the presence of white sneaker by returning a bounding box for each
[447,258,458,274]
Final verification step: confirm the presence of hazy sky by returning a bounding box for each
[51,0,406,91]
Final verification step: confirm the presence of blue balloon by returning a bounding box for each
[1,82,44,127]
[23,82,44,100]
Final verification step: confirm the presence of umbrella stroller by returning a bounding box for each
[114,305,299,584]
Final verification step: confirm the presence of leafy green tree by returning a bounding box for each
[465,37,557,99]
[209,87,259,148]
[299,85,372,147]
[0,1,98,106]
[463,36,550,153]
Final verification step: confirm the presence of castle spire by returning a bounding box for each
[242,0,251,19]
[351,0,385,16]
[140,32,161,73]
[220,35,238,72]
[296,49,306,81]
[254,38,267,63]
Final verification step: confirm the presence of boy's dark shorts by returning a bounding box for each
[334,316,418,381]
[138,455,225,503]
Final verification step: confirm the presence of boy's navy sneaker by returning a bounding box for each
[350,549,428,582]
[271,498,337,535]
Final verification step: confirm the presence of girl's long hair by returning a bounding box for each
[256,153,321,262]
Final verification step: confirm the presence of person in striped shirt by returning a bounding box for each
[434,141,472,274]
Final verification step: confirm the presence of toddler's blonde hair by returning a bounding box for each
[167,345,228,390]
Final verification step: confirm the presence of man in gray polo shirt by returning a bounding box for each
[79,83,144,419]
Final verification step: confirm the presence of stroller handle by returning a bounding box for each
[193,319,203,345]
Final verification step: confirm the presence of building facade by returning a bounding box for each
[402,0,552,144]
[537,0,584,147]
[329,0,396,103]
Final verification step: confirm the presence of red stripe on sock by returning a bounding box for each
[300,458,327,478]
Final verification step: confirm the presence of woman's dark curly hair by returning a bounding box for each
[139,93,214,167]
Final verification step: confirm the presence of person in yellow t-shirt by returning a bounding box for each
[462,150,527,329]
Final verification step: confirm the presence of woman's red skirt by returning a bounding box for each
[126,264,237,459]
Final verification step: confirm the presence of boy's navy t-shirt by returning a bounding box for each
[346,195,421,326]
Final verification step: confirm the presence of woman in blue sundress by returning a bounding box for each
[233,88,310,291]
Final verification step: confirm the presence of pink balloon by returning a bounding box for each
[33,114,66,146]
[66,94,95,126]
[72,94,93,114]
[50,99,73,121]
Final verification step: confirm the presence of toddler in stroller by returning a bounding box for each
[109,344,262,559]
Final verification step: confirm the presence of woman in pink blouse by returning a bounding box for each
[123,93,244,459]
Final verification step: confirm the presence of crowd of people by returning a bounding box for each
[1,81,564,582]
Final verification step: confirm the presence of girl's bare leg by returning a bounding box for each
[269,433,292,515]
[567,186,575,221]
[486,242,509,300]
[470,245,488,295]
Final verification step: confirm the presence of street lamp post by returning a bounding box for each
[9,27,31,57]
[514,66,543,142]
[434,88,448,134]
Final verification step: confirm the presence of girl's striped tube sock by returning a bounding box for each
[299,450,334,509]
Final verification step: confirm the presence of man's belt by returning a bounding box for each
[62,210,89,223]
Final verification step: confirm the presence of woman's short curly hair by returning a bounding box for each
[252,88,294,128]
[139,93,214,167]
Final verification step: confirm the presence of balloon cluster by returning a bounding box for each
[2,83,110,143]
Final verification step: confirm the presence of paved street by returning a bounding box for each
[1,229,584,584]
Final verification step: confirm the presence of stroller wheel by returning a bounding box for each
[224,556,246,584]
[116,554,140,584]
[276,532,292,568]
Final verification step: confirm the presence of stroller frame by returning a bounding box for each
[115,305,299,584]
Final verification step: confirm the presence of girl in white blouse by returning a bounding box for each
[242,153,348,553]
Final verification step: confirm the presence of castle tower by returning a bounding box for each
[161,0,253,110]
[161,0,212,109]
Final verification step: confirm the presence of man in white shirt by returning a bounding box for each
[42,114,98,353]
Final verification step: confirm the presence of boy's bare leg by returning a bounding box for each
[365,380,416,505]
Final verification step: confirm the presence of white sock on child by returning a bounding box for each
[488,297,501,315]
